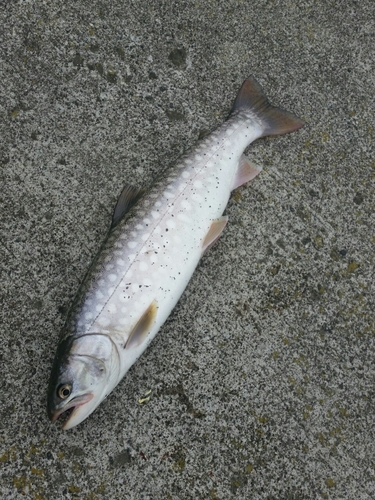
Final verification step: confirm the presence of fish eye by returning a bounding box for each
[57,384,72,399]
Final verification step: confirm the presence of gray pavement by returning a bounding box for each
[1,0,374,499]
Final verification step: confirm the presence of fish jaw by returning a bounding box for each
[49,393,94,426]
[61,393,98,430]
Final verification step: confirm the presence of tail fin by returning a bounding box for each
[230,77,304,137]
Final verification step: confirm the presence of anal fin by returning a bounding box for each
[202,216,228,253]
[125,300,158,350]
[232,154,262,190]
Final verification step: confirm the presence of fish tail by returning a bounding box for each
[230,77,304,136]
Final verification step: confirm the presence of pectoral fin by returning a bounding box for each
[112,184,145,228]
[202,216,228,253]
[232,154,262,190]
[125,300,158,350]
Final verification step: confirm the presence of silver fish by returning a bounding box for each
[47,77,303,429]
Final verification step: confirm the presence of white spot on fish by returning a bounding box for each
[85,312,93,320]
[108,274,118,282]
[177,213,190,222]
[163,191,174,199]
[151,211,159,219]
[139,261,148,272]
[143,218,151,225]
[181,200,191,211]
[192,192,203,203]
[166,219,176,229]
[141,232,150,242]
[98,316,111,327]
[117,258,125,266]
[182,171,190,179]
[128,241,137,249]
[107,303,117,314]
[136,224,143,230]
[193,180,203,189]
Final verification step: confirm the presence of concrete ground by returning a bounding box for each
[1,0,374,499]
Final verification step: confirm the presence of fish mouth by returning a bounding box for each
[50,393,94,429]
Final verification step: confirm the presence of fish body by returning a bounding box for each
[47,77,303,429]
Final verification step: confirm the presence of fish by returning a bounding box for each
[47,76,304,429]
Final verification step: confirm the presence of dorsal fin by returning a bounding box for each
[230,77,304,137]
[112,184,145,228]
[125,300,158,350]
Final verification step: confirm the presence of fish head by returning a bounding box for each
[47,333,120,430]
